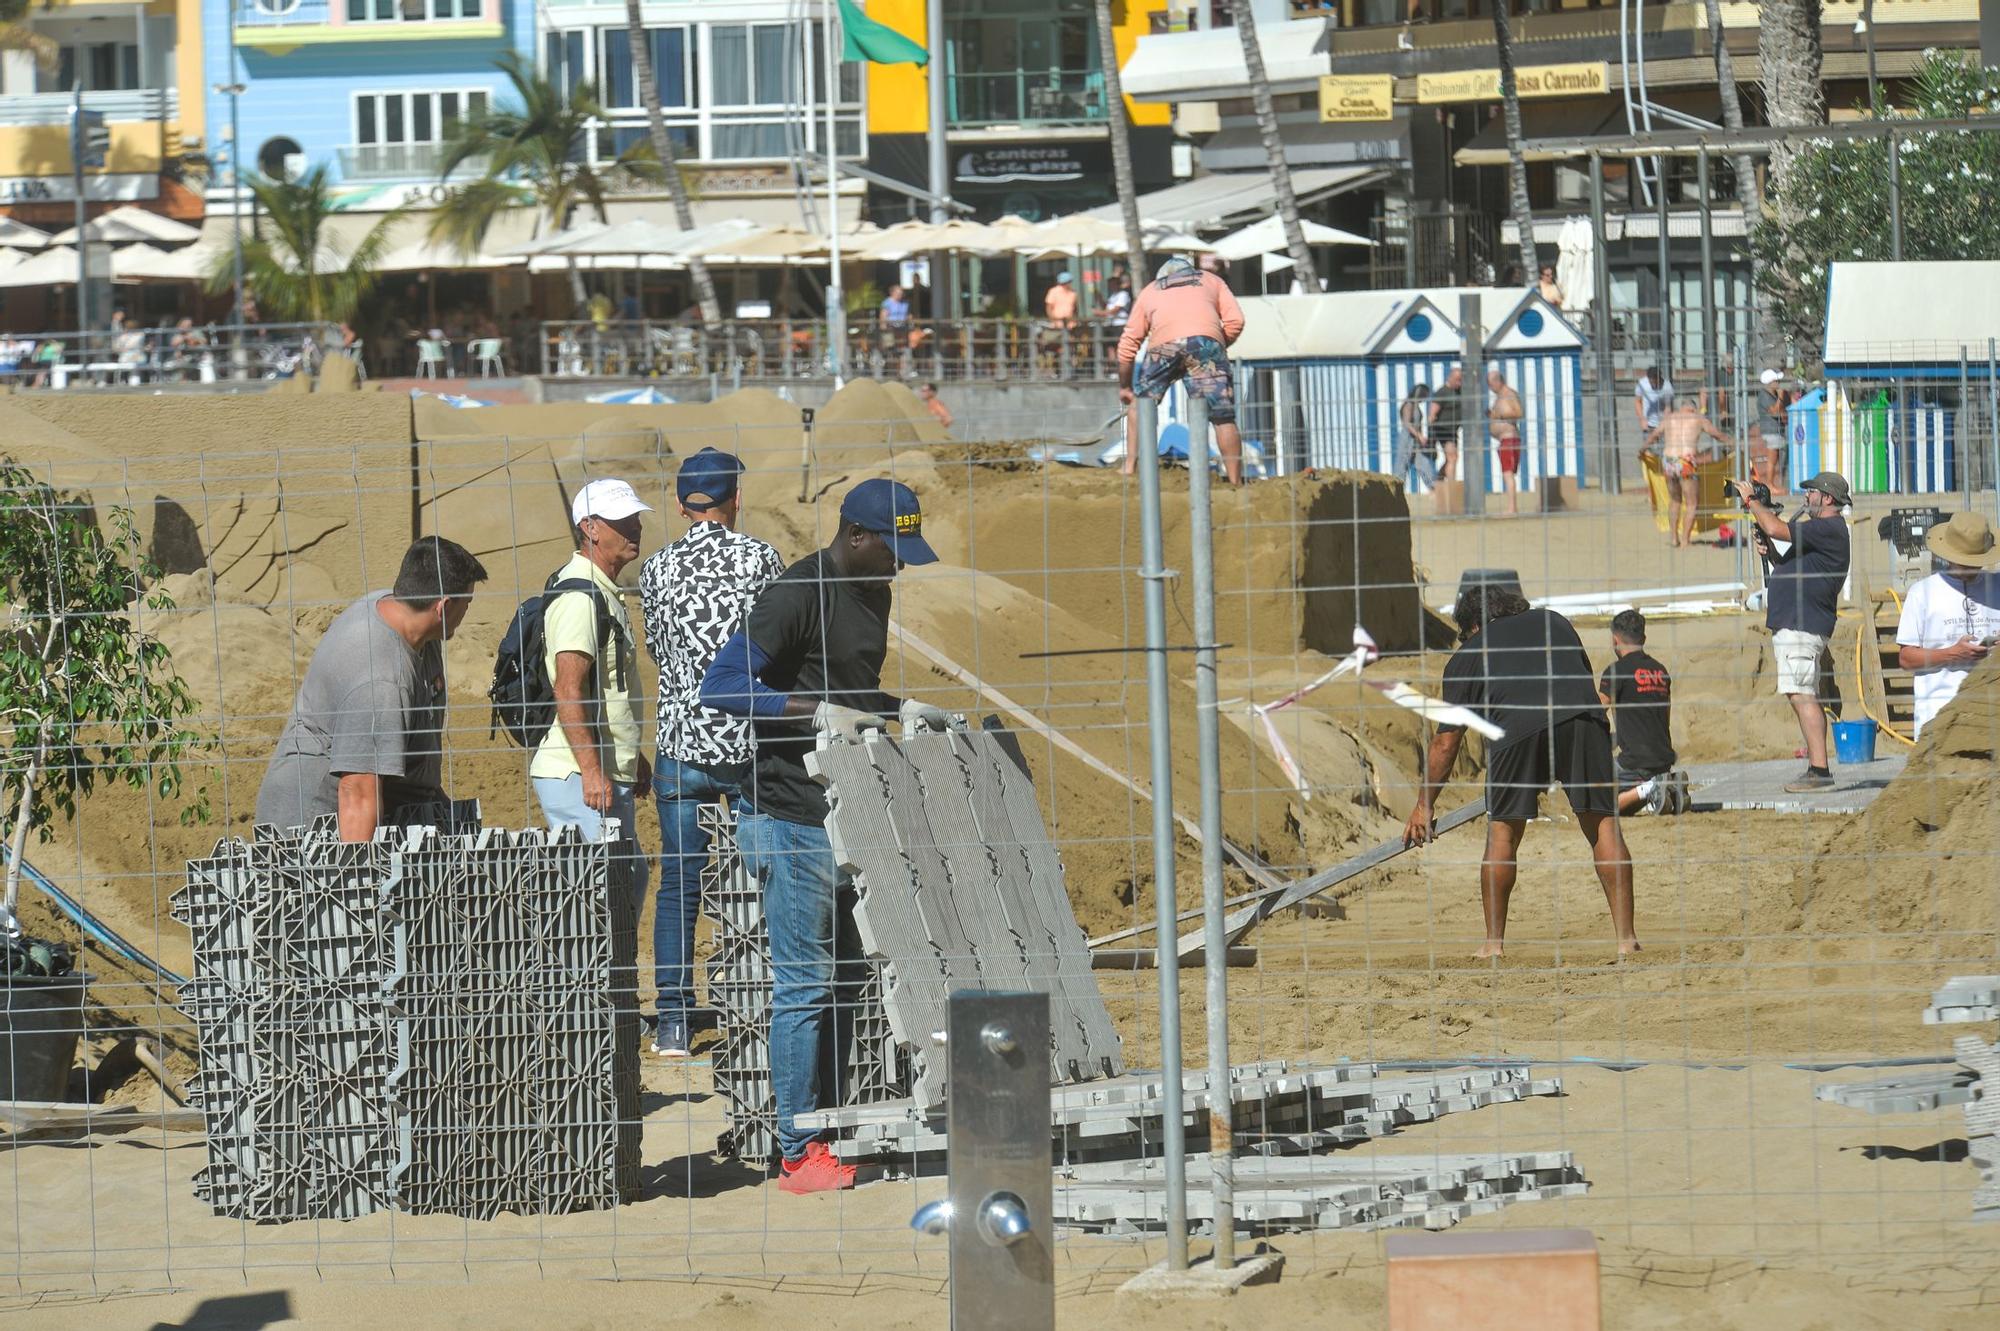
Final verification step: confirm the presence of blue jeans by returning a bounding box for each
[736,809,860,1163]
[1394,431,1439,488]
[652,755,748,1026]
[532,774,649,912]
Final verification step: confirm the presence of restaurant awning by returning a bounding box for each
[1082,166,1390,234]
[1121,18,1330,102]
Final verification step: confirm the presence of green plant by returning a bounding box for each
[430,50,662,306]
[1750,51,2000,370]
[0,0,55,69]
[0,464,208,933]
[845,279,884,316]
[206,164,404,323]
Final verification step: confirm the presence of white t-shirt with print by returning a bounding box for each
[1895,570,2000,735]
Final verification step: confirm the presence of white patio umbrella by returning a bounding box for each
[50,205,202,246]
[0,218,52,250]
[496,221,614,258]
[0,246,81,287]
[114,243,228,281]
[853,218,1008,260]
[1207,216,1375,262]
[374,237,524,273]
[1012,214,1211,260]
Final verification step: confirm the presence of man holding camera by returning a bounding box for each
[1733,471,1851,792]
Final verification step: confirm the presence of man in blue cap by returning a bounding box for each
[701,477,951,1193]
[637,446,786,1058]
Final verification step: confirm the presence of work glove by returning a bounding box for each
[814,701,880,740]
[899,698,956,737]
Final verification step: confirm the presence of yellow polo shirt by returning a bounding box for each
[529,553,642,784]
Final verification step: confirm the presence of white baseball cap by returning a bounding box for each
[571,478,653,527]
[1759,368,1784,385]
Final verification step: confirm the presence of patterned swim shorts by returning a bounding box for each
[1134,335,1236,424]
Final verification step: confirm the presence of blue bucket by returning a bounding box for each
[1832,719,1878,765]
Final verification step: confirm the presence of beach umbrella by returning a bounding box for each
[1207,216,1374,262]
[50,206,201,246]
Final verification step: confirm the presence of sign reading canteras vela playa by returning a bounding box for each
[1318,74,1395,123]
[1417,61,1609,105]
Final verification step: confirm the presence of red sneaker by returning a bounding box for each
[777,1141,856,1194]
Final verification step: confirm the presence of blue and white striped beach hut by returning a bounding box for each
[1820,260,1999,495]
[1231,287,1586,492]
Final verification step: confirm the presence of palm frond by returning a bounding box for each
[425,176,525,251]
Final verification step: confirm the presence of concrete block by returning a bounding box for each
[1118,1249,1284,1299]
[1385,1228,1600,1331]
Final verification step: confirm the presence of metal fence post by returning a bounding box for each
[1460,294,1487,516]
[1133,394,1189,1268]
[1698,145,1718,403]
[908,991,1054,1331]
[1655,150,1672,369]
[1988,337,1998,516]
[1589,151,1620,494]
[1184,393,1233,1269]
[1888,132,1903,263]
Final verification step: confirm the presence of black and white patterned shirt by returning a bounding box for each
[639,521,787,767]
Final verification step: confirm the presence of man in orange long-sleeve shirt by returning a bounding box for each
[1117,255,1248,485]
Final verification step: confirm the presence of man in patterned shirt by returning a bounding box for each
[638,447,786,1057]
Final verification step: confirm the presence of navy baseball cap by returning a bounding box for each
[676,447,743,508]
[840,478,938,565]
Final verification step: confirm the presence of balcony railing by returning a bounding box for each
[948,70,1106,128]
[0,88,178,128]
[336,142,485,181]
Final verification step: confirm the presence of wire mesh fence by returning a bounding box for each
[0,357,1994,1322]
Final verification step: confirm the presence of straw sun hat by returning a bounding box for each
[1926,511,2000,569]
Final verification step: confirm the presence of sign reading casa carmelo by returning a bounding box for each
[1417,61,1609,105]
[1318,74,1395,123]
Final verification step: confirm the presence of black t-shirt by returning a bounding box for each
[742,550,899,825]
[1598,649,1676,774]
[1764,514,1850,638]
[1439,608,1605,752]
[1430,393,1461,442]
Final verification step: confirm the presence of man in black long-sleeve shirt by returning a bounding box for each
[701,478,951,1194]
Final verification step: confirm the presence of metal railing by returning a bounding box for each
[0,322,346,388]
[538,317,1127,383]
[336,143,487,181]
[0,88,178,127]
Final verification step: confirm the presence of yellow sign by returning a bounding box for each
[1417,61,1609,105]
[1318,74,1395,124]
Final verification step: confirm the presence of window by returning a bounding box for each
[601,26,691,110]
[353,89,488,147]
[347,0,480,23]
[55,43,141,93]
[546,30,587,98]
[710,23,802,107]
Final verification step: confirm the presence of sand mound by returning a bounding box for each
[812,378,948,464]
[1776,653,2000,941]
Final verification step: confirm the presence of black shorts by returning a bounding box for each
[1485,716,1618,822]
[1615,759,1672,789]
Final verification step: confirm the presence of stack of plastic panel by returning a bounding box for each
[700,800,908,1165]
[173,815,638,1222]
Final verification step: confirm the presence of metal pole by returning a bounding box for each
[1185,393,1232,1270]
[71,86,86,340]
[1461,293,1487,516]
[230,85,244,330]
[1589,151,1620,494]
[926,0,952,321]
[1133,395,1188,1270]
[823,0,845,385]
[1887,132,1903,262]
[1698,146,1717,410]
[1655,150,1671,372]
[1988,337,1998,515]
[1961,348,1972,509]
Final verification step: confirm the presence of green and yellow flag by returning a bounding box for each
[838,0,928,67]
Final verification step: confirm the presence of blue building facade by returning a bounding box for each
[203,0,535,209]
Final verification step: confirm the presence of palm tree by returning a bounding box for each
[622,0,719,321]
[0,0,55,67]
[205,165,402,323]
[1096,0,1148,296]
[430,51,660,309]
[1230,0,1319,291]
[1758,0,1825,363]
[1490,0,1540,284]
[1701,0,1758,212]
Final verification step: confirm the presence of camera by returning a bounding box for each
[1723,478,1774,508]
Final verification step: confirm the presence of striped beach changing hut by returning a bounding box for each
[1819,260,2000,494]
[1231,287,1586,491]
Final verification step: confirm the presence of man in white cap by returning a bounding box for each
[532,478,653,894]
[1757,369,1791,493]
[1896,511,2000,737]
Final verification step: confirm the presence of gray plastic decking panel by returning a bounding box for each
[1816,1068,1977,1114]
[1924,976,2000,1026]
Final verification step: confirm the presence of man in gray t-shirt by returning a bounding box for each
[256,538,487,839]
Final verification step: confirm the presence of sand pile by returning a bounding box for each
[1775,653,2000,942]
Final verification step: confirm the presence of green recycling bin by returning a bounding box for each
[1852,388,1891,493]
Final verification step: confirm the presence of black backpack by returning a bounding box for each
[488,575,625,748]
